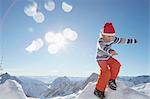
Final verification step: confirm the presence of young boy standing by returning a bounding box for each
[94,22,137,99]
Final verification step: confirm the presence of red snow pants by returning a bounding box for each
[96,57,121,92]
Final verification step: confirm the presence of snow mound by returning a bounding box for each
[0,80,27,99]
[77,81,150,99]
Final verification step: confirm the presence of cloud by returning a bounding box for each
[63,28,78,41]
[25,38,44,53]
[26,28,78,54]
[45,32,57,43]
[33,12,45,23]
[44,28,78,54]
[44,0,55,11]
[24,2,37,16]
[24,1,73,23]
[45,32,66,54]
[62,2,73,13]
[24,2,45,23]
[48,44,60,54]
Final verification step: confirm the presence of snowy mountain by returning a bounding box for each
[39,73,150,98]
[41,76,84,98]
[28,75,59,83]
[0,72,21,84]
[81,73,98,89]
[0,80,27,99]
[0,73,49,98]
[77,81,150,99]
[117,75,150,86]
[29,76,86,84]
[41,73,98,98]
[0,72,150,99]
[1,80,150,99]
[132,83,150,97]
[19,76,49,98]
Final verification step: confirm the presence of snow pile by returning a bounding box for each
[77,81,150,99]
[0,80,27,99]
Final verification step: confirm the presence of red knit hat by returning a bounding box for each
[101,22,115,36]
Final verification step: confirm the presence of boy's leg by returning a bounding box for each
[96,60,111,92]
[108,57,121,80]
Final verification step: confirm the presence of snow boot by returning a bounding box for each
[108,79,117,90]
[94,88,105,99]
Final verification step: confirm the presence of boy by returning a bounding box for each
[94,22,137,99]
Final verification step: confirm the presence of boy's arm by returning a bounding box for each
[97,40,115,55]
[113,37,137,44]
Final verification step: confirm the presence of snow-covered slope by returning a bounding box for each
[81,73,98,89]
[132,83,150,97]
[0,73,49,98]
[0,80,27,99]
[77,81,150,99]
[19,76,49,98]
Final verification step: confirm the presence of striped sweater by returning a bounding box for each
[96,37,137,61]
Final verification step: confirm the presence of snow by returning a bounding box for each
[132,83,150,97]
[0,72,21,84]
[0,80,27,99]
[29,75,59,84]
[117,75,150,86]
[0,73,150,99]
[41,76,86,98]
[77,81,150,99]
[19,76,49,98]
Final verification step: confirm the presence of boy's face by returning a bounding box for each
[102,35,115,42]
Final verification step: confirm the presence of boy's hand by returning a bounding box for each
[134,39,138,44]
[110,50,117,56]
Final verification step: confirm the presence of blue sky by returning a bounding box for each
[0,0,149,77]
